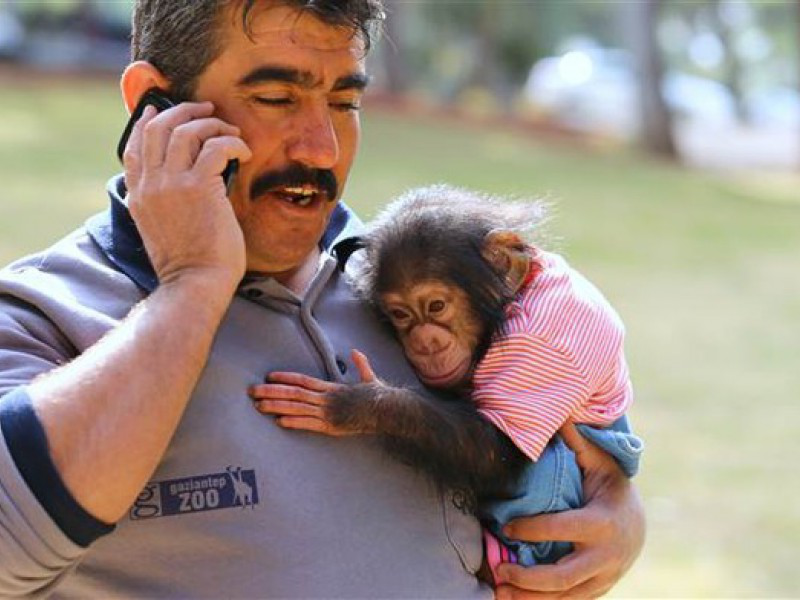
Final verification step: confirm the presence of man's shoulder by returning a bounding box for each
[0,224,143,320]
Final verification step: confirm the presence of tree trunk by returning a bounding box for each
[626,0,678,159]
[380,0,410,96]
[709,0,749,124]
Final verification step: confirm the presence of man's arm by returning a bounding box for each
[26,101,250,525]
[495,422,646,599]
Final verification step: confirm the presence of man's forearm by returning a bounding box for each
[29,273,235,524]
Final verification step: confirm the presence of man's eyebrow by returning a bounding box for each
[332,72,371,92]
[237,65,370,91]
[237,66,312,88]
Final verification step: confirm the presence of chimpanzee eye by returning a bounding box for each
[390,309,411,321]
[429,300,446,314]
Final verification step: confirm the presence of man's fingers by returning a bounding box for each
[141,101,214,169]
[351,349,377,383]
[266,372,338,393]
[559,420,619,473]
[163,118,242,172]
[192,136,252,181]
[554,575,614,599]
[504,507,602,543]
[494,584,559,600]
[122,104,157,187]
[495,550,601,594]
[558,421,590,455]
[495,576,609,600]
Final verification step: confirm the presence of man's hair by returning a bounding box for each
[131,0,384,101]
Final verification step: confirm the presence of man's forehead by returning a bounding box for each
[224,2,366,54]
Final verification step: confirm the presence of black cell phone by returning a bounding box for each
[117,88,239,195]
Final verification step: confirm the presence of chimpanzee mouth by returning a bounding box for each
[419,358,471,388]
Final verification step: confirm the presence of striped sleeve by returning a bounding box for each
[474,332,588,461]
[473,259,633,461]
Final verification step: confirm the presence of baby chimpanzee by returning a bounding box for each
[252,185,642,574]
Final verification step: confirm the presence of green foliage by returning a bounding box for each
[1,80,799,597]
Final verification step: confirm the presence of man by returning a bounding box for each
[0,1,644,597]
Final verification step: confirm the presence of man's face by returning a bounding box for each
[193,3,367,276]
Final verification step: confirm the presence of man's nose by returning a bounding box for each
[286,105,339,169]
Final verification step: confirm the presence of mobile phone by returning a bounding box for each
[117,88,239,195]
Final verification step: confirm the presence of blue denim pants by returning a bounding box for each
[480,416,644,566]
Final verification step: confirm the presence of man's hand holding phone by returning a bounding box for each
[121,95,252,294]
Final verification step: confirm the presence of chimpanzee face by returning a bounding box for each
[380,280,484,389]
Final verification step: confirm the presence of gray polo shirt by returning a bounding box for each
[0,176,489,598]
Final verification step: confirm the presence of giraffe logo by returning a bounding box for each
[130,467,259,520]
[226,465,255,509]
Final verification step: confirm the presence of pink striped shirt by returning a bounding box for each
[473,251,633,462]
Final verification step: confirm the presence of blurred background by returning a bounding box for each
[0,0,798,596]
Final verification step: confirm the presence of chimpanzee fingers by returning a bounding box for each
[266,371,341,393]
[276,416,351,437]
[351,349,377,383]
[249,383,329,407]
[254,398,325,419]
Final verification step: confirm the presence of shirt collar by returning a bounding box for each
[85,174,365,293]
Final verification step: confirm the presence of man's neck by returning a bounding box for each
[260,247,323,298]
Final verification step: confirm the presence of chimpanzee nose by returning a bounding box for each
[408,324,450,355]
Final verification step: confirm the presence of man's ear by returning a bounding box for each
[120,61,171,114]
[481,229,531,293]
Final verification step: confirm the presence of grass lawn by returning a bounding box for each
[1,78,798,597]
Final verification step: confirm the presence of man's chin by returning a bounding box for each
[244,245,320,279]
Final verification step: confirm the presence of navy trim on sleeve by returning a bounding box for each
[0,387,115,547]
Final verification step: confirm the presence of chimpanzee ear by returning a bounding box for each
[481,229,531,293]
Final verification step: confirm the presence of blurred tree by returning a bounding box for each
[626,0,677,159]
[379,0,410,95]
[708,0,749,123]
[422,2,510,108]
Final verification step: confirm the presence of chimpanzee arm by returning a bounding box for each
[326,382,526,507]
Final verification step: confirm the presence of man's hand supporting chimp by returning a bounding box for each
[251,351,645,598]
[495,422,645,599]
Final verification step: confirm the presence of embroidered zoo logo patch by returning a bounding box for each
[129,466,259,521]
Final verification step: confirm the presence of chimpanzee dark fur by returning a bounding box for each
[355,184,547,359]
[327,382,527,513]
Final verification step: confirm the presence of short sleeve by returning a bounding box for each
[474,332,589,461]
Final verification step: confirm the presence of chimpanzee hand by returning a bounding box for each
[250,349,378,436]
[493,421,645,599]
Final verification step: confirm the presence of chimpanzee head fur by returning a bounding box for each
[355,184,547,373]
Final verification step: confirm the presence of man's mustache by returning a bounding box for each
[250,164,338,202]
